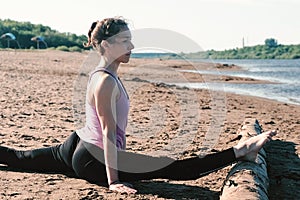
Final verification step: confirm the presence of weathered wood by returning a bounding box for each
[220,119,269,200]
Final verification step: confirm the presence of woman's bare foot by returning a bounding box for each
[233,130,277,162]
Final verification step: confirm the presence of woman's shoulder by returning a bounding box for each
[94,73,118,94]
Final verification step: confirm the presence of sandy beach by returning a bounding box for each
[0,50,299,199]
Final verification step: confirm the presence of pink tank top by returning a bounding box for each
[76,68,129,150]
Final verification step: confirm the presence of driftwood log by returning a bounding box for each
[220,119,269,200]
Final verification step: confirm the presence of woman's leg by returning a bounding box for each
[71,141,107,183]
[71,141,236,183]
[0,132,80,173]
[117,148,236,181]
[157,148,236,180]
[71,141,177,183]
[72,131,276,183]
[118,130,277,181]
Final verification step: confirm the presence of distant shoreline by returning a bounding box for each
[132,43,300,59]
[1,47,300,59]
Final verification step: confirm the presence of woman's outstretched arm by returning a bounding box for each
[94,74,137,194]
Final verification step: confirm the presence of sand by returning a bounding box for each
[0,50,299,199]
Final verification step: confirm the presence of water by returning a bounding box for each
[132,52,177,59]
[178,59,300,105]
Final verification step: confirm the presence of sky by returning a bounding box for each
[1,0,300,52]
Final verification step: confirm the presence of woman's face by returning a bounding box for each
[104,27,134,63]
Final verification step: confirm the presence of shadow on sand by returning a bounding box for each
[134,180,219,199]
[0,166,219,199]
[265,139,300,200]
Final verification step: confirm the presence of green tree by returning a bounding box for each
[0,19,87,49]
[265,38,278,48]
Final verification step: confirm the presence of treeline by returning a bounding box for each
[184,39,300,59]
[0,19,87,51]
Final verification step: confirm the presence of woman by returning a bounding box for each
[0,17,277,195]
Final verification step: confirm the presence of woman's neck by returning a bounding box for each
[98,56,120,76]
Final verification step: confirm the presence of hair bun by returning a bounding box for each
[84,17,128,52]
[89,21,98,37]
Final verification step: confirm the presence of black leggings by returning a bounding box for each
[0,132,237,183]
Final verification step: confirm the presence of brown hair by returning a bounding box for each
[84,17,128,54]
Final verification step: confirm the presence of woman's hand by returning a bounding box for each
[109,181,137,194]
